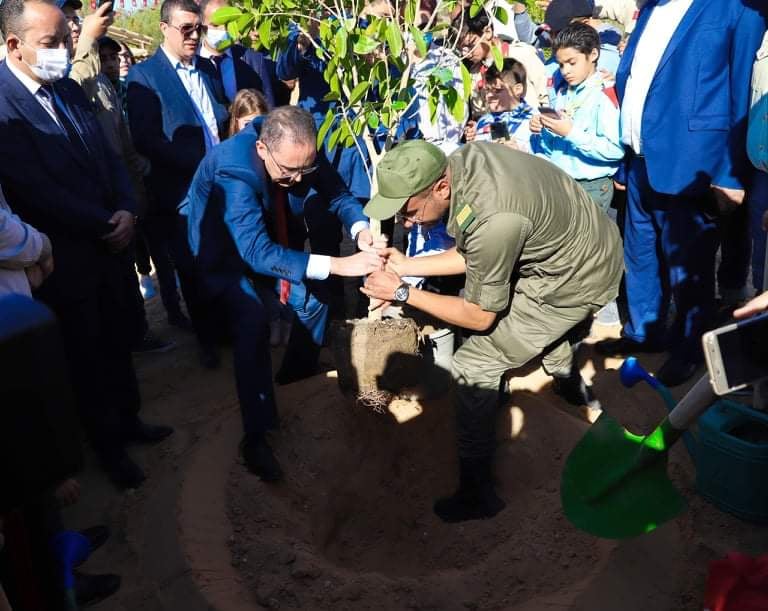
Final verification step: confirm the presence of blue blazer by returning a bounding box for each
[126,49,229,215]
[616,0,766,195]
[0,61,136,303]
[180,118,368,298]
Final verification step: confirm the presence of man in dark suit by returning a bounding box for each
[0,0,173,489]
[126,0,229,367]
[199,0,285,108]
[180,106,382,480]
[596,0,766,386]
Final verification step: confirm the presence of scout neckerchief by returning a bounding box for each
[555,71,605,120]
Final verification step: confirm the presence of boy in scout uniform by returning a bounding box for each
[362,140,623,523]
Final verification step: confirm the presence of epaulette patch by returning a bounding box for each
[456,203,476,232]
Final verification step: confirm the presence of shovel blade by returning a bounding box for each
[561,413,686,539]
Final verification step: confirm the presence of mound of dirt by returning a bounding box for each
[223,366,616,610]
[176,336,768,611]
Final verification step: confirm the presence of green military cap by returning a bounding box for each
[363,140,448,220]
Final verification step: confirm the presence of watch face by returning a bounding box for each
[395,285,409,302]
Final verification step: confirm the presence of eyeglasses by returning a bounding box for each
[264,144,318,182]
[165,22,204,39]
[395,196,430,225]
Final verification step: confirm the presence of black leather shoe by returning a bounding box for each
[105,453,146,490]
[594,337,665,356]
[124,419,174,444]
[79,525,110,559]
[240,435,283,482]
[433,457,505,523]
[655,357,699,387]
[74,571,121,607]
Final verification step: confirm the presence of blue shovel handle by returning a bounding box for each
[619,357,697,458]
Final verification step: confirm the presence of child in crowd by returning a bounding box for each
[228,88,270,136]
[229,89,293,346]
[531,22,623,325]
[473,58,534,152]
[530,22,623,213]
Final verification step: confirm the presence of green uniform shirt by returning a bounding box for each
[445,142,623,312]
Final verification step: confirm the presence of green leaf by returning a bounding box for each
[427,95,437,123]
[322,91,341,102]
[256,18,272,47]
[227,19,240,40]
[391,100,408,111]
[494,6,508,25]
[404,0,417,24]
[236,13,254,35]
[352,35,379,55]
[319,20,332,45]
[433,67,453,85]
[469,0,483,18]
[367,111,380,129]
[329,72,341,96]
[385,21,403,58]
[460,62,472,101]
[447,89,465,124]
[316,109,335,149]
[348,81,371,106]
[409,25,427,56]
[335,27,348,58]
[210,6,243,26]
[243,0,252,10]
[327,126,342,152]
[491,44,504,71]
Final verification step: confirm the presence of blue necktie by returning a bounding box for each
[42,85,90,158]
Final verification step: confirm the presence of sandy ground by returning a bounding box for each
[63,296,768,611]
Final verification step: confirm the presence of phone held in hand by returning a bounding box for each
[538,106,560,119]
[703,311,768,395]
[490,122,510,141]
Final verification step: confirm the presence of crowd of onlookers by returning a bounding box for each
[0,0,766,606]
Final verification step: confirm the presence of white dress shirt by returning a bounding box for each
[620,0,694,154]
[161,46,220,150]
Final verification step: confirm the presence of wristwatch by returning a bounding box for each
[393,282,410,305]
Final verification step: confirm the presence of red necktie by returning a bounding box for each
[272,185,291,304]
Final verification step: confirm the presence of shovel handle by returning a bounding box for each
[666,374,716,431]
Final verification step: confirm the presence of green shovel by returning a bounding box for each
[561,374,715,539]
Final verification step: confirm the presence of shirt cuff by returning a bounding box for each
[350,220,369,241]
[305,254,331,280]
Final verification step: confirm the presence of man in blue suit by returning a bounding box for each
[0,0,173,488]
[199,0,286,108]
[180,106,382,480]
[126,0,229,367]
[597,0,767,386]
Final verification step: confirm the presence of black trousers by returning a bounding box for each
[144,213,215,346]
[41,264,141,461]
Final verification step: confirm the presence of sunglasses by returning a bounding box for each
[166,22,204,39]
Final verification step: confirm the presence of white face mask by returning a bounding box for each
[24,46,71,82]
[205,27,231,50]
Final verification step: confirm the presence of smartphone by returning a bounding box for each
[490,122,510,141]
[703,311,768,395]
[538,106,561,118]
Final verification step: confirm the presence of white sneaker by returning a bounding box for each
[595,300,620,326]
[139,275,157,300]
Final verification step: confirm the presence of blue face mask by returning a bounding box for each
[206,27,231,50]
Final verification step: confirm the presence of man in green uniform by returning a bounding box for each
[362,140,623,523]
